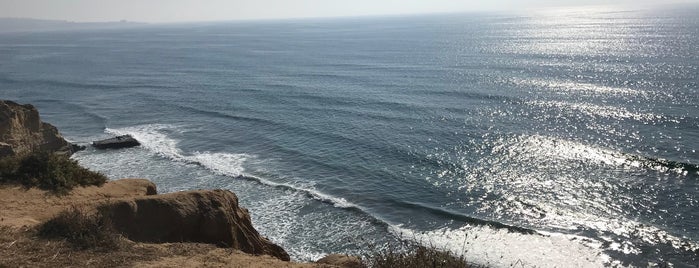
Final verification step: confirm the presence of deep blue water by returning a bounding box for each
[1,6,698,267]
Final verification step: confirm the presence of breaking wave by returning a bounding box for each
[388,224,608,267]
[106,124,361,210]
[100,124,621,267]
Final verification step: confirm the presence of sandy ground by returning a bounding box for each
[0,179,155,228]
[0,179,338,268]
[0,227,323,268]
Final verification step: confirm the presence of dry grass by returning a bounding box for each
[0,225,157,267]
[0,226,321,268]
[0,225,246,268]
[363,244,478,268]
[37,206,121,250]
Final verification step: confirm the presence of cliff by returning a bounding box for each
[0,179,341,267]
[101,189,290,261]
[0,100,77,157]
[0,100,360,267]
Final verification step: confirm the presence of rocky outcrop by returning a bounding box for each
[316,254,364,268]
[0,100,76,157]
[99,189,290,261]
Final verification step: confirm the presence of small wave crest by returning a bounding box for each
[223,174,360,210]
[190,152,248,177]
[509,77,650,98]
[496,134,699,176]
[396,201,536,235]
[527,100,666,122]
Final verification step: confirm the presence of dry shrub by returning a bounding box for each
[0,150,107,193]
[37,206,122,250]
[364,245,474,268]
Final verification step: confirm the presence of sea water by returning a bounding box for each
[1,6,698,267]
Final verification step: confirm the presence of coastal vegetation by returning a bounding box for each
[364,245,473,268]
[0,150,107,193]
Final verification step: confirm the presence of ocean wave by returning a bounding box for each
[104,125,562,243]
[527,100,667,122]
[510,77,650,98]
[106,124,185,161]
[495,134,698,176]
[105,125,699,265]
[395,201,536,235]
[105,124,364,210]
[388,224,608,267]
[173,104,274,125]
[459,134,699,264]
[36,79,125,90]
[33,98,109,126]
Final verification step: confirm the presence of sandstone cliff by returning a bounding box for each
[100,189,290,261]
[0,178,157,228]
[0,100,77,157]
[1,179,291,262]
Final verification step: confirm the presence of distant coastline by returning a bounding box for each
[0,18,147,33]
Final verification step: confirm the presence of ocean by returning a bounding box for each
[1,5,698,267]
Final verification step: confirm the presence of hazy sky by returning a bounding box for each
[1,0,697,23]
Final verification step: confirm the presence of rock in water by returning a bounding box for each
[0,100,79,157]
[99,189,290,261]
[92,135,140,149]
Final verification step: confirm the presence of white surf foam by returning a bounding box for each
[191,152,250,177]
[389,224,608,268]
[106,124,185,161]
[304,187,356,209]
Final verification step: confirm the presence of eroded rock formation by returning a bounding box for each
[0,100,77,157]
[99,189,290,261]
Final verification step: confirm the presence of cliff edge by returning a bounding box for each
[0,100,357,267]
[101,189,290,261]
[0,100,77,157]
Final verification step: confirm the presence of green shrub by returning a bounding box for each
[37,206,122,250]
[364,245,474,268]
[0,155,20,183]
[0,151,107,193]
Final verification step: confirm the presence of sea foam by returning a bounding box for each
[389,224,607,267]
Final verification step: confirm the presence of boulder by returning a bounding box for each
[0,100,78,157]
[317,254,364,268]
[92,135,140,149]
[99,189,289,261]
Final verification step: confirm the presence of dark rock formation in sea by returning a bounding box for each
[99,189,290,261]
[0,100,79,157]
[92,134,140,149]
